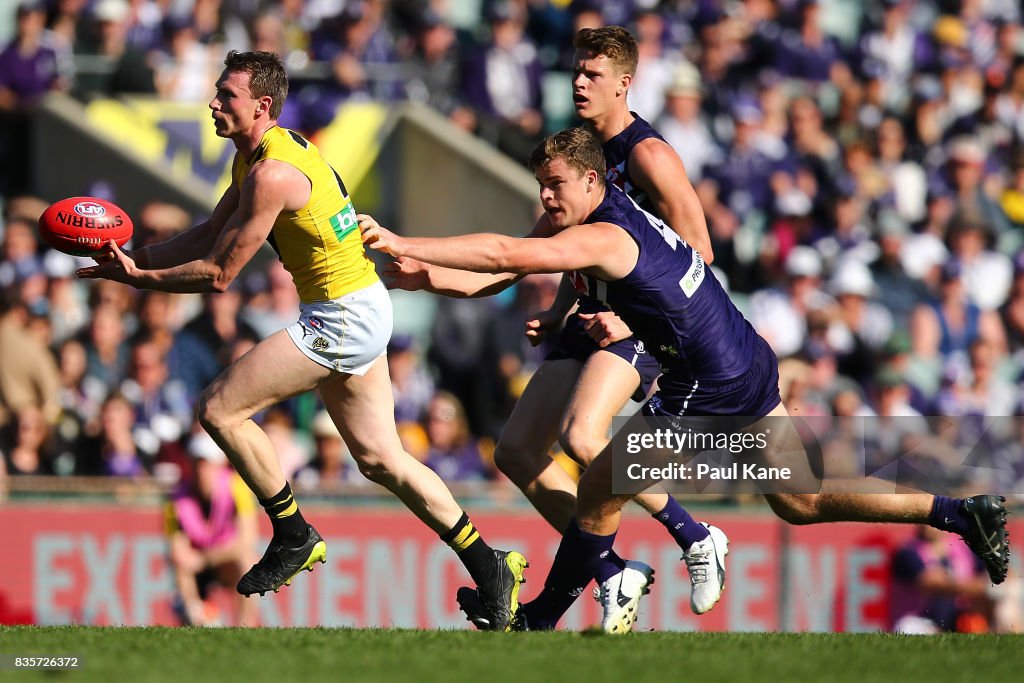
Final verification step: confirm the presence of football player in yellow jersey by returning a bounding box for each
[78,50,528,630]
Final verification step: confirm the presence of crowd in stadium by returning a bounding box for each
[0,0,1023,498]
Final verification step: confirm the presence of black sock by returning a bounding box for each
[440,512,496,586]
[259,482,308,547]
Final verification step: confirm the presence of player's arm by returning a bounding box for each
[524,273,580,346]
[131,184,241,270]
[361,215,636,280]
[629,138,714,264]
[386,257,526,297]
[79,161,302,292]
[383,213,557,297]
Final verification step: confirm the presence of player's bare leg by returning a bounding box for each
[563,351,728,616]
[515,412,646,630]
[317,356,464,532]
[486,357,648,631]
[756,403,1009,583]
[493,358,583,530]
[320,355,527,630]
[198,330,332,497]
[197,330,331,597]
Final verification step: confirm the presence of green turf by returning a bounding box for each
[1,627,1022,683]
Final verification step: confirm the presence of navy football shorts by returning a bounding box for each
[644,335,782,419]
[546,312,660,401]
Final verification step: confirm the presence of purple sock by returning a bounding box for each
[653,497,709,550]
[524,518,617,629]
[596,549,627,584]
[928,495,969,536]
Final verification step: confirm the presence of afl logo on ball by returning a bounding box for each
[73,201,107,217]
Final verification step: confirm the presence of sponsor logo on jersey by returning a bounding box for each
[311,337,329,351]
[73,201,107,217]
[298,322,311,339]
[329,202,359,242]
[659,344,679,358]
[679,253,705,298]
[308,316,323,330]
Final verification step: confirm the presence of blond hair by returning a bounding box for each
[573,26,639,76]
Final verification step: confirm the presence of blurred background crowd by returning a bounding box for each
[1,0,1024,498]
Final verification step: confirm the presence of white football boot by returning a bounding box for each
[683,523,729,615]
[593,560,656,633]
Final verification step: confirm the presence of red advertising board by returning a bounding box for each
[1,503,1018,631]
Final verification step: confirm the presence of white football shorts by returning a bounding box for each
[285,279,392,375]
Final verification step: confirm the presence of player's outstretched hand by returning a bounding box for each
[76,240,139,283]
[358,213,403,257]
[578,311,632,348]
[384,256,431,291]
[525,309,564,347]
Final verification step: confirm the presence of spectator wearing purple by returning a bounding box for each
[699,98,778,226]
[854,0,929,113]
[460,1,544,163]
[909,260,1007,366]
[79,393,148,476]
[813,177,877,271]
[958,0,999,69]
[628,8,679,124]
[774,0,849,86]
[388,334,434,425]
[0,2,67,108]
[0,2,69,194]
[423,391,494,482]
[306,0,399,129]
[122,0,166,54]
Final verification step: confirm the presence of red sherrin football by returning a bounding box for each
[38,196,134,256]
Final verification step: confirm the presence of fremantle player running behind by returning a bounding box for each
[386,26,727,633]
[360,127,1010,631]
[77,50,527,631]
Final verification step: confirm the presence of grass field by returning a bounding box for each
[1,627,1022,682]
